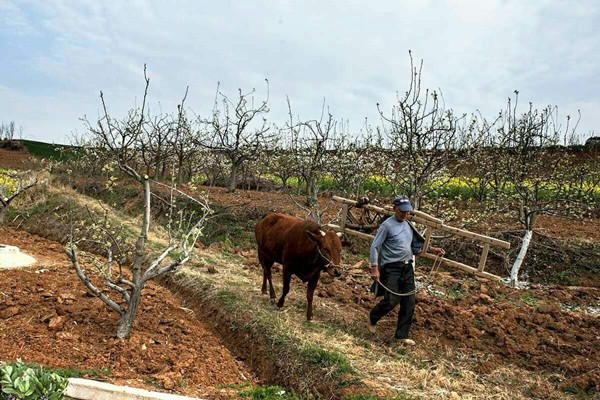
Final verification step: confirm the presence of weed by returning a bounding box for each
[48,366,111,379]
[300,345,354,377]
[337,376,362,388]
[143,376,162,389]
[519,293,540,307]
[558,269,581,286]
[446,286,463,299]
[239,385,301,399]
[342,393,420,400]
[474,318,484,329]
[396,347,407,356]
[517,358,529,368]
[216,289,243,311]
[217,382,252,390]
[562,384,597,398]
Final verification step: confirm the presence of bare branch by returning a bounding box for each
[65,245,124,315]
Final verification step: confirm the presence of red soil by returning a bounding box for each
[0,227,256,399]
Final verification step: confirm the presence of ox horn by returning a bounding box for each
[336,232,343,237]
[319,230,326,237]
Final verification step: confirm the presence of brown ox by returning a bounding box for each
[255,213,344,320]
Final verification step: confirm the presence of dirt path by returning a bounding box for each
[0,227,257,399]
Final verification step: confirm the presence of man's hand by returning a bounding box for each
[370,265,380,281]
[428,246,445,257]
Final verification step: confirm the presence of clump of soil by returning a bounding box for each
[0,227,256,399]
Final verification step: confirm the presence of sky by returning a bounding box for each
[1,0,599,145]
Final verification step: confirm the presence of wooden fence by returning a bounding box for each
[327,196,510,281]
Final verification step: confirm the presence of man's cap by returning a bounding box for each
[392,195,413,212]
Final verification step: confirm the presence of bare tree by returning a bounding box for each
[268,130,298,192]
[197,149,230,187]
[199,81,274,192]
[377,51,463,209]
[72,67,211,339]
[455,113,502,202]
[494,92,577,286]
[287,99,341,222]
[140,112,176,180]
[170,93,199,183]
[328,121,381,198]
[0,121,22,141]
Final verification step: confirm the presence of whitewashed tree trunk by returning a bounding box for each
[510,230,533,287]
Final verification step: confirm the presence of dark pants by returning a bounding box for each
[369,262,416,339]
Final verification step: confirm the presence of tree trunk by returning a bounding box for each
[306,177,320,223]
[228,163,239,193]
[305,178,318,207]
[510,229,533,287]
[116,285,142,339]
[413,196,421,210]
[0,207,6,224]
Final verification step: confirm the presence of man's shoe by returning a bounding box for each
[367,322,377,334]
[397,338,416,346]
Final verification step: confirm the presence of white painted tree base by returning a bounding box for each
[510,230,533,287]
[0,244,37,268]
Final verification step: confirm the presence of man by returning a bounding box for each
[368,195,444,346]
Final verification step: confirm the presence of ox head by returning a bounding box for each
[306,229,344,277]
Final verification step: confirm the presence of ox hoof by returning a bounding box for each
[269,298,277,306]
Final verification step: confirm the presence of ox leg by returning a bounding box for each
[277,268,292,309]
[306,274,320,321]
[258,251,276,299]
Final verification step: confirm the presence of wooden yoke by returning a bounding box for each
[328,196,510,281]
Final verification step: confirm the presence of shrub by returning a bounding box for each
[0,140,25,151]
[0,359,68,400]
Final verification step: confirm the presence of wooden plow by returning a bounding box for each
[327,196,510,281]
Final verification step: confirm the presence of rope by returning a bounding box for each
[374,255,443,297]
[315,245,340,269]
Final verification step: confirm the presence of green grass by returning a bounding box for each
[49,366,111,379]
[519,293,540,307]
[204,207,257,248]
[299,345,354,377]
[239,385,301,400]
[562,384,598,398]
[557,269,581,286]
[216,289,244,312]
[20,139,75,160]
[445,286,463,300]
